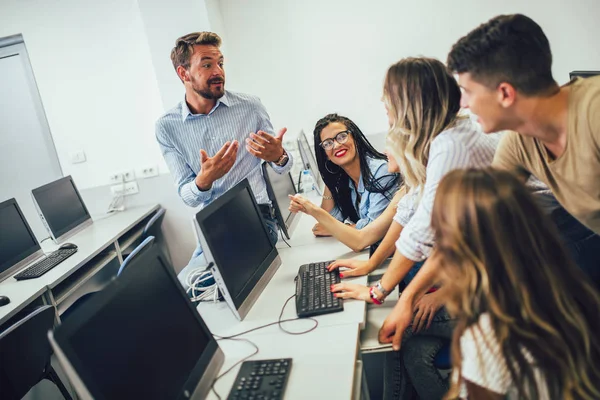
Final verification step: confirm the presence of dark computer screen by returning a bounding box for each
[297,130,324,191]
[0,199,40,278]
[196,180,274,309]
[32,176,91,239]
[263,164,295,224]
[56,249,215,400]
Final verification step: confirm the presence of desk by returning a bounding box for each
[198,210,378,399]
[208,323,362,400]
[0,204,160,328]
[198,228,370,336]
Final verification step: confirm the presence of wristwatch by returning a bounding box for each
[274,150,289,167]
[375,280,391,297]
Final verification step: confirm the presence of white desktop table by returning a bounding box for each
[0,204,160,328]
[198,210,379,399]
[208,323,362,400]
[198,210,370,336]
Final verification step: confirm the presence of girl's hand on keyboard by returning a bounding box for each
[330,282,371,302]
[327,259,371,277]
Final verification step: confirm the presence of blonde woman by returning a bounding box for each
[430,168,600,399]
[329,57,498,399]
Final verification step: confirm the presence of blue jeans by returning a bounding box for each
[551,206,600,288]
[383,307,454,400]
[178,209,279,285]
[383,260,455,399]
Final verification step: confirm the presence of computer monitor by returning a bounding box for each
[0,198,44,282]
[48,246,224,400]
[569,71,600,79]
[297,130,325,195]
[194,179,281,320]
[261,162,300,240]
[31,176,92,244]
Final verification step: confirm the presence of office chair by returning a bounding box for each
[117,236,155,276]
[61,236,156,321]
[0,305,73,400]
[123,208,170,264]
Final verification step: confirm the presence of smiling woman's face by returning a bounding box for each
[320,122,356,167]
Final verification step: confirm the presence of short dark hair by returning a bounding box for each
[170,32,222,71]
[447,14,557,95]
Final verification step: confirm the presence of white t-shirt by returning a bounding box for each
[459,313,549,399]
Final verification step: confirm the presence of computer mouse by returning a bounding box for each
[59,242,78,250]
[0,295,10,307]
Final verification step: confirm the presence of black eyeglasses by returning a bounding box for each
[319,131,350,150]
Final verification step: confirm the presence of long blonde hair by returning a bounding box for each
[432,168,600,399]
[384,57,463,192]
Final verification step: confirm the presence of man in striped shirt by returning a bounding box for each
[155,32,293,276]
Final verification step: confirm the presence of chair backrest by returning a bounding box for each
[0,305,55,399]
[117,236,155,276]
[141,208,166,241]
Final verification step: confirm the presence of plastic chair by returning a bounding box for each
[61,237,156,321]
[117,236,155,276]
[0,305,73,400]
[123,208,170,264]
[141,208,166,240]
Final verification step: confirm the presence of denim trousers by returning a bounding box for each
[382,306,454,400]
[550,206,600,288]
[177,208,279,285]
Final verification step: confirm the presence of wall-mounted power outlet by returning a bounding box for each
[109,173,124,184]
[109,170,136,184]
[136,165,159,179]
[122,169,136,182]
[110,181,139,196]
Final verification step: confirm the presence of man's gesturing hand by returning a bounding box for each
[195,140,239,191]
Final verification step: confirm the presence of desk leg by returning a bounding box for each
[353,358,371,400]
[114,240,124,264]
[43,287,61,326]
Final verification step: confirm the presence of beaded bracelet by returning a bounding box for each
[369,286,383,305]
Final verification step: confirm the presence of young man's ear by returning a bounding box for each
[497,82,517,108]
[176,65,190,83]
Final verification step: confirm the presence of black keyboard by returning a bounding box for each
[295,260,343,318]
[14,248,78,280]
[227,358,292,400]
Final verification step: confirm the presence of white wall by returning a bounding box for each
[219,0,600,140]
[137,0,222,110]
[0,0,166,189]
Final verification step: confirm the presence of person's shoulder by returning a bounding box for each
[157,103,183,122]
[573,75,600,93]
[572,76,600,116]
[366,156,388,175]
[155,103,184,133]
[225,90,262,107]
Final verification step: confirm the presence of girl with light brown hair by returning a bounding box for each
[432,168,600,399]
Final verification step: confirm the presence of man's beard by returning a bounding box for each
[193,77,225,100]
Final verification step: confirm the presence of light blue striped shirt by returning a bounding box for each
[329,157,399,229]
[156,91,293,208]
